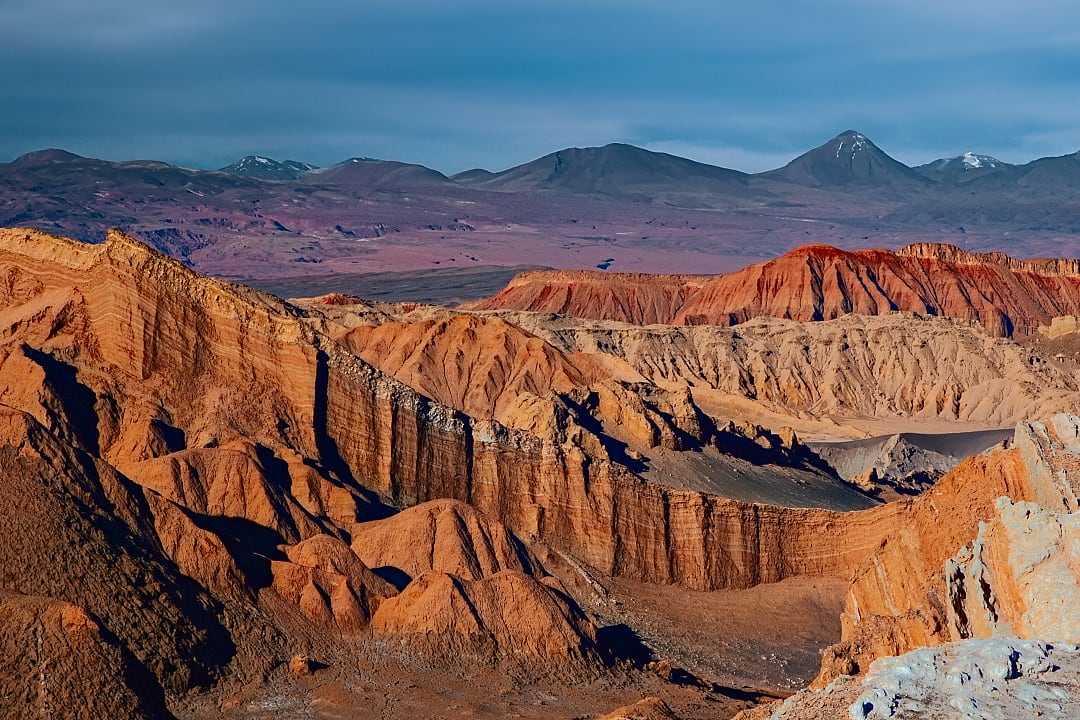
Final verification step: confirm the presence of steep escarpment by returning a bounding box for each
[11,226,1080,716]
[474,243,1080,336]
[815,415,1080,687]
[675,244,1080,336]
[0,229,1023,602]
[312,302,873,510]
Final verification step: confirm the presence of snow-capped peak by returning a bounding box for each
[960,152,998,170]
[835,132,869,160]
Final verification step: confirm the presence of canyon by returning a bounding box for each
[1,226,1079,718]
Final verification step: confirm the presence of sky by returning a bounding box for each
[2,0,1079,174]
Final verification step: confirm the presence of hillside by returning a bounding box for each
[474,242,1080,337]
[457,142,754,203]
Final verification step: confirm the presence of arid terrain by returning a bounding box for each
[6,131,1080,303]
[1,224,1080,720]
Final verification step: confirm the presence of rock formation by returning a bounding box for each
[945,497,1080,643]
[467,270,705,325]
[336,310,597,421]
[473,242,1080,336]
[350,499,544,585]
[495,310,1080,431]
[743,639,1080,720]
[816,414,1080,687]
[599,696,681,719]
[369,570,607,681]
[7,225,1080,717]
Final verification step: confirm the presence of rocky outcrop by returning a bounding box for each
[599,696,681,720]
[350,499,544,585]
[747,639,1080,720]
[269,535,396,633]
[474,243,1080,336]
[0,592,173,720]
[466,270,705,325]
[369,570,607,681]
[814,448,1036,685]
[945,498,1080,643]
[0,406,229,697]
[816,414,1080,686]
[496,310,1080,429]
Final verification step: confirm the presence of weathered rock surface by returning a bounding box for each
[816,415,1080,686]
[599,696,681,719]
[337,310,597,421]
[269,534,396,633]
[350,499,544,586]
[946,497,1080,643]
[0,406,229,698]
[744,639,1080,720]
[494,310,1080,430]
[467,270,705,325]
[0,592,173,720]
[369,570,607,680]
[7,226,1080,716]
[473,242,1080,337]
[1039,314,1080,339]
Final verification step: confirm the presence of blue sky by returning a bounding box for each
[2,0,1079,173]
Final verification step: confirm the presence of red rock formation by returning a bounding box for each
[369,570,606,680]
[350,499,544,583]
[0,592,173,719]
[269,534,395,633]
[600,696,681,720]
[673,244,1080,336]
[466,269,705,325]
[473,243,1080,336]
[338,311,597,420]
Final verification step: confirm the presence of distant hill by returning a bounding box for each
[472,242,1080,337]
[308,157,452,190]
[761,130,932,191]
[220,155,317,181]
[451,168,495,182]
[459,142,754,204]
[915,152,1012,184]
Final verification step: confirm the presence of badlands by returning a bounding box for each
[1,227,1080,719]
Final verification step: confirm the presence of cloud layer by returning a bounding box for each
[2,0,1078,172]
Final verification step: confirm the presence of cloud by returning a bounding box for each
[1,1,1078,170]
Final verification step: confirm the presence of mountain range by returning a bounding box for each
[4,130,1080,289]
[207,131,1065,192]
